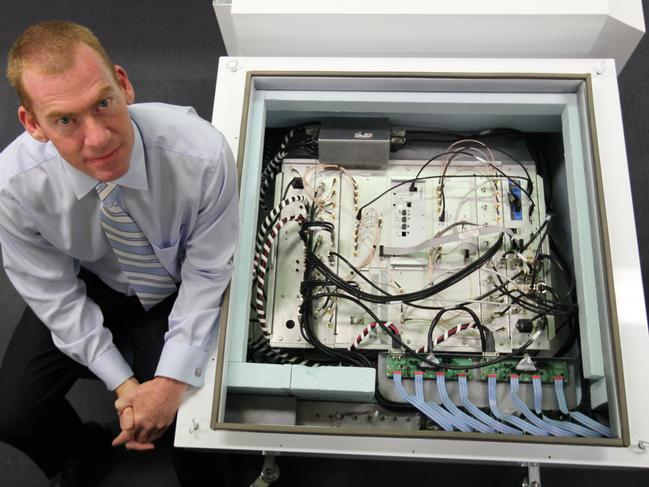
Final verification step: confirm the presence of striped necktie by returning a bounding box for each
[96,182,177,310]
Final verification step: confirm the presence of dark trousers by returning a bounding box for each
[0,269,231,485]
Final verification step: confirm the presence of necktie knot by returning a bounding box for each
[95,182,120,208]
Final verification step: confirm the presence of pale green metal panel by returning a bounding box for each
[228,362,293,394]
[561,99,605,380]
[289,365,376,401]
[226,89,267,363]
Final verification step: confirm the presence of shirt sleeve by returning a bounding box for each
[154,139,239,387]
[0,189,133,391]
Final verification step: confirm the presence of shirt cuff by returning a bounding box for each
[87,346,134,391]
[155,340,209,387]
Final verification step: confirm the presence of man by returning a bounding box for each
[0,20,238,485]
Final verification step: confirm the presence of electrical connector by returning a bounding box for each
[516,318,534,333]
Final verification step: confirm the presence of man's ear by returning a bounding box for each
[114,65,135,105]
[18,106,49,142]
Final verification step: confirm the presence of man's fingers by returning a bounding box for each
[119,406,134,431]
[135,425,155,443]
[125,440,155,451]
[111,429,132,447]
[135,425,167,444]
[115,396,131,412]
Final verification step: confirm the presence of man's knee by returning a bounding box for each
[0,400,33,445]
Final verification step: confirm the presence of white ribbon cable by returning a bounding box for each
[532,375,544,414]
[532,377,600,438]
[413,373,470,432]
[554,378,611,437]
[435,373,495,433]
[510,376,575,437]
[458,375,521,435]
[381,226,515,256]
[392,373,454,432]
[487,376,549,436]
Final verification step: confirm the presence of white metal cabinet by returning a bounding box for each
[176,56,649,469]
[213,0,645,73]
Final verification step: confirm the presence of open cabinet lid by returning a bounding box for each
[213,0,645,74]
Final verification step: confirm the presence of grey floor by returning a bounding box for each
[1,1,649,486]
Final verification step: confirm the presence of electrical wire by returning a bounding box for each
[554,377,611,437]
[509,375,575,436]
[488,375,548,436]
[435,373,494,433]
[532,376,600,437]
[392,372,455,431]
[414,373,471,432]
[457,374,522,435]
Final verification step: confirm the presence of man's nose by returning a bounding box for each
[83,116,110,149]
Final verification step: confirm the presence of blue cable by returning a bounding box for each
[392,372,454,432]
[414,373,473,432]
[510,376,575,436]
[554,377,611,437]
[458,375,522,435]
[487,375,549,436]
[435,373,495,433]
[532,377,600,438]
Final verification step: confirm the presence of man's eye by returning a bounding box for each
[58,117,71,126]
[98,99,110,109]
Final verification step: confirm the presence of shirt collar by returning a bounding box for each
[62,119,148,199]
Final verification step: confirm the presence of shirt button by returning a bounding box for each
[194,367,202,377]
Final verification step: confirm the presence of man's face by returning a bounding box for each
[18,43,135,182]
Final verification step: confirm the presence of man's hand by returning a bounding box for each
[112,376,187,450]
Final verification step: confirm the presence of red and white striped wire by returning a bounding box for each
[253,195,306,272]
[349,322,400,351]
[415,322,477,353]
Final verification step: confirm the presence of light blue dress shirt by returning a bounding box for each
[0,103,239,390]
